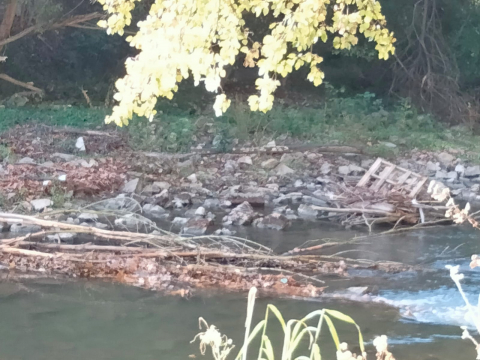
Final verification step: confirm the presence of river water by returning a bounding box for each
[0,224,479,359]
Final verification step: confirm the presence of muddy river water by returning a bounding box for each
[0,224,479,360]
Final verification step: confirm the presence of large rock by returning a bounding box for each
[30,198,52,211]
[436,152,455,167]
[465,166,480,177]
[182,218,212,236]
[223,201,259,225]
[261,158,279,170]
[253,213,290,230]
[297,204,319,220]
[122,178,140,193]
[10,223,41,234]
[142,204,167,220]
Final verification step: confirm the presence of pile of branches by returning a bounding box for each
[0,198,425,298]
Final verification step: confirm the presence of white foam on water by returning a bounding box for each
[376,286,480,328]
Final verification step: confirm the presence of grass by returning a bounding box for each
[2,90,480,160]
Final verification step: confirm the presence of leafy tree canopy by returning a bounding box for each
[97,0,396,126]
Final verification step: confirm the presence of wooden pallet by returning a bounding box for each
[356,158,428,197]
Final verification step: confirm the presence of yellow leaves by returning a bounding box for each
[100,0,395,126]
[213,94,231,116]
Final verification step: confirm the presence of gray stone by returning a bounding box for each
[177,159,194,176]
[426,161,440,172]
[93,222,109,230]
[46,233,76,244]
[17,157,36,165]
[224,160,237,173]
[153,181,171,190]
[294,180,304,187]
[223,201,258,225]
[261,159,279,170]
[172,217,189,225]
[297,204,319,220]
[173,193,192,207]
[361,159,374,169]
[52,153,77,161]
[275,163,294,176]
[195,206,206,217]
[465,166,480,177]
[302,196,328,207]
[345,287,369,296]
[182,218,212,236]
[187,173,198,183]
[114,214,143,229]
[142,204,167,220]
[455,164,465,174]
[214,228,236,236]
[435,170,448,179]
[237,156,253,166]
[122,178,140,193]
[348,164,364,174]
[203,198,221,209]
[78,213,98,222]
[253,213,290,230]
[436,152,455,167]
[10,223,41,234]
[320,162,332,175]
[447,171,458,180]
[30,198,52,211]
[338,166,350,175]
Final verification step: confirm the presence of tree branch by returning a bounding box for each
[0,73,44,93]
[0,12,103,49]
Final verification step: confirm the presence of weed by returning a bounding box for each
[50,183,68,208]
[0,144,12,162]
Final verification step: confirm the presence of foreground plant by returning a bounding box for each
[97,0,395,126]
[192,287,395,360]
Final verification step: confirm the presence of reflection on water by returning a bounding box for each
[0,225,478,360]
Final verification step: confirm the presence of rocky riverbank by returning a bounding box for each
[1,130,477,238]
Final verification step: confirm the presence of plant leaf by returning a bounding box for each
[323,315,340,350]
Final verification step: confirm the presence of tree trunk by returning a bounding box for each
[0,0,17,52]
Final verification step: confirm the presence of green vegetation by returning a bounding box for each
[3,90,480,160]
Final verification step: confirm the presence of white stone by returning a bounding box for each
[122,178,139,193]
[275,163,294,176]
[455,164,465,174]
[338,166,350,175]
[30,198,52,211]
[172,217,188,225]
[78,213,98,221]
[195,206,206,216]
[75,137,86,151]
[187,173,198,183]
